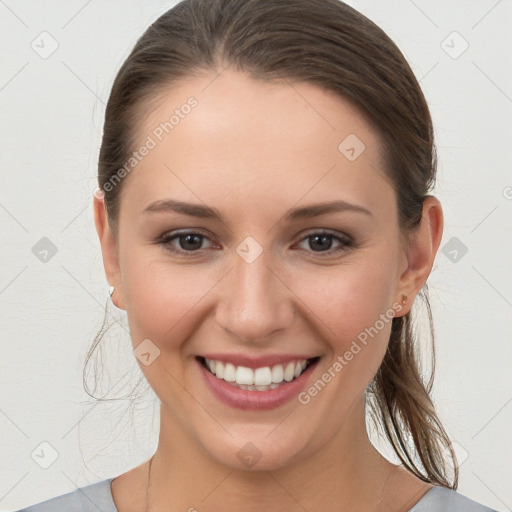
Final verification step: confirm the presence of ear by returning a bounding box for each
[93,190,126,310]
[395,195,443,316]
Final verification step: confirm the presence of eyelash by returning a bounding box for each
[156,229,354,258]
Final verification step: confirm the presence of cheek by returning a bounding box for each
[120,250,221,348]
[292,257,398,344]
[290,265,397,410]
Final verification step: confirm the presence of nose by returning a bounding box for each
[215,247,295,343]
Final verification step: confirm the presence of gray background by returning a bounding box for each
[0,1,511,510]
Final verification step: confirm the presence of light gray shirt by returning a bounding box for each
[15,478,500,512]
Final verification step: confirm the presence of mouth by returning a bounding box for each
[197,355,320,392]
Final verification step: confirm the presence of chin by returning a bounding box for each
[195,424,315,472]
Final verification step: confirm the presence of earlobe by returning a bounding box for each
[395,196,443,316]
[93,189,126,310]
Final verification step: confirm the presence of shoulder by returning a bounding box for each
[410,486,500,512]
[13,478,117,512]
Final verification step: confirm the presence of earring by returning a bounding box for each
[401,294,408,306]
[109,286,115,304]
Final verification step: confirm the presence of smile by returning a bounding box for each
[202,357,314,391]
[196,355,321,409]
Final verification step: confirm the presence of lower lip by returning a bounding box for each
[197,358,318,411]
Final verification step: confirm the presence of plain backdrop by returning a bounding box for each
[0,1,511,510]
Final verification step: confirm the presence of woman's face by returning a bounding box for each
[98,69,416,470]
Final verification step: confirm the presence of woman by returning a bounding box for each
[17,0,500,510]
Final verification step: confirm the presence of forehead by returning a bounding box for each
[120,69,394,222]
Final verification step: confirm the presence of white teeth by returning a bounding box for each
[223,363,236,382]
[283,362,295,382]
[271,364,284,383]
[235,366,254,385]
[214,361,225,379]
[203,357,312,390]
[228,382,285,392]
[254,367,272,386]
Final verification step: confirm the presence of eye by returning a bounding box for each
[158,230,217,256]
[295,230,353,255]
[156,229,353,258]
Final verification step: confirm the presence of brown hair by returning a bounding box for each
[89,0,458,488]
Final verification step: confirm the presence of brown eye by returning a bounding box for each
[296,230,353,255]
[176,233,204,251]
[308,234,334,252]
[158,231,215,256]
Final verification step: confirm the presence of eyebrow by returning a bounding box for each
[142,198,373,222]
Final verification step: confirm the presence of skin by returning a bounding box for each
[94,69,443,511]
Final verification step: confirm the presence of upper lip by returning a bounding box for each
[198,353,320,369]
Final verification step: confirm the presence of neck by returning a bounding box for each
[146,397,400,512]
